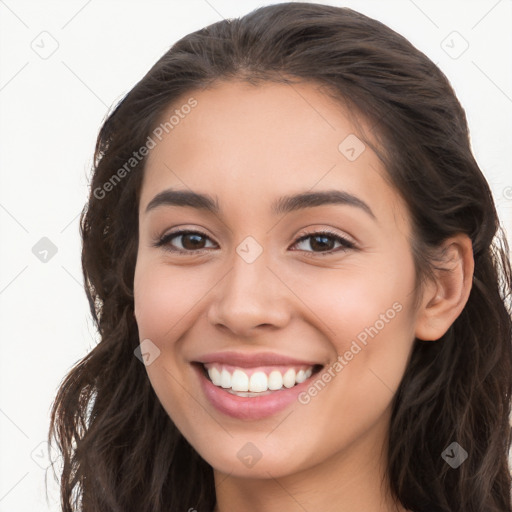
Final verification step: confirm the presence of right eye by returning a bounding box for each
[153,230,218,254]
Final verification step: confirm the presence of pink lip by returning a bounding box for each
[196,351,320,368]
[193,362,321,421]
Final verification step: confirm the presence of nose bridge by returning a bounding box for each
[207,241,290,334]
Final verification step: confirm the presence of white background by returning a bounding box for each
[0,1,511,510]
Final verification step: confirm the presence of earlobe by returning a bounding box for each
[414,234,474,341]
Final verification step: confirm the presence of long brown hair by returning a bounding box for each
[48,3,512,511]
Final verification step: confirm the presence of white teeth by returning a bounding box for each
[267,370,283,390]
[282,368,296,388]
[208,366,222,386]
[220,368,231,389]
[295,369,306,383]
[249,371,268,392]
[205,364,316,393]
[231,369,249,392]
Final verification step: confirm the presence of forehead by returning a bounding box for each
[146,80,363,172]
[140,80,408,229]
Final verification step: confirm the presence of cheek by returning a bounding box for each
[133,261,201,425]
[292,271,414,450]
[293,263,412,342]
[290,258,416,391]
[133,260,206,342]
[134,269,173,341]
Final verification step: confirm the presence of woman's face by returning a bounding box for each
[134,80,421,479]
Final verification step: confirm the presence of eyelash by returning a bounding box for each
[152,228,356,257]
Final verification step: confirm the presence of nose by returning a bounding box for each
[207,249,292,337]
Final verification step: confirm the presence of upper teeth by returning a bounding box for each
[205,364,313,393]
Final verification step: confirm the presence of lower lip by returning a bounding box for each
[194,364,317,420]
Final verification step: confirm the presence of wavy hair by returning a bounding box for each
[48,3,512,511]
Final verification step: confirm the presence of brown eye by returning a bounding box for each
[154,230,217,253]
[153,229,354,256]
[180,233,208,250]
[291,231,355,255]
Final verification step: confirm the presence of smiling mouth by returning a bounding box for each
[196,362,324,397]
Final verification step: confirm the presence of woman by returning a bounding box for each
[49,3,512,511]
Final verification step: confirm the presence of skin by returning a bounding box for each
[133,81,474,512]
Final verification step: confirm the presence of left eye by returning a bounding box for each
[154,230,354,255]
[291,232,354,254]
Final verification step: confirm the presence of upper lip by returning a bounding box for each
[195,351,322,368]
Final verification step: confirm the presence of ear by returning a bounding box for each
[414,234,474,341]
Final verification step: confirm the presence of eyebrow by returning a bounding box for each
[145,188,375,219]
